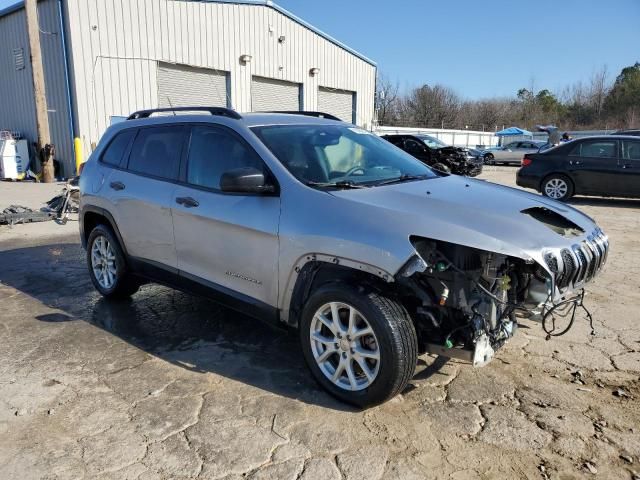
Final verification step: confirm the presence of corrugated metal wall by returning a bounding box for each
[62,0,377,157]
[375,126,500,149]
[0,0,74,177]
[39,0,74,176]
[0,9,37,144]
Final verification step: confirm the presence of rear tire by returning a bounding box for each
[87,224,140,299]
[300,284,418,408]
[541,174,574,201]
[484,153,494,165]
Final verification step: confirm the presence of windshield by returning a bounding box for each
[251,125,437,187]
[417,135,447,149]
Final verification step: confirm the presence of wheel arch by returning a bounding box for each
[282,256,397,328]
[81,206,127,255]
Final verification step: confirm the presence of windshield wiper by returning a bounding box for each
[372,174,431,186]
[305,180,369,189]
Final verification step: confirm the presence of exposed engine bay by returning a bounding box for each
[396,236,601,366]
[432,146,483,177]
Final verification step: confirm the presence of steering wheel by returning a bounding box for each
[344,166,366,177]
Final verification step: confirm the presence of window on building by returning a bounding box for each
[13,48,25,70]
[127,126,187,180]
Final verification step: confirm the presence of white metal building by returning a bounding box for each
[0,0,377,177]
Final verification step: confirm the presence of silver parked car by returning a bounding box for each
[79,107,609,407]
[484,140,546,165]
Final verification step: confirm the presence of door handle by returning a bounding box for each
[109,181,125,191]
[622,164,633,169]
[176,196,199,208]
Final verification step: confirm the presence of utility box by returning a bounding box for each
[0,135,30,180]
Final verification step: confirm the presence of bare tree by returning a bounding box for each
[377,63,633,131]
[375,73,400,126]
[588,65,610,120]
[403,84,461,128]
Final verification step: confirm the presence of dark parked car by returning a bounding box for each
[382,134,483,176]
[613,129,640,136]
[517,135,640,201]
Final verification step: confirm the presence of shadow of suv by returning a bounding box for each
[80,107,608,407]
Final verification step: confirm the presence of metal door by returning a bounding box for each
[318,87,355,123]
[157,63,229,108]
[251,76,301,112]
[106,126,188,268]
[566,139,621,195]
[618,139,640,196]
[172,125,281,307]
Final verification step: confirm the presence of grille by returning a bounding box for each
[553,229,609,291]
[544,253,558,274]
[558,249,575,289]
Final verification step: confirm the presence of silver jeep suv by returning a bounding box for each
[80,107,609,407]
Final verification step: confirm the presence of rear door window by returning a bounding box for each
[101,130,136,167]
[569,140,617,159]
[186,125,265,191]
[622,140,640,161]
[127,126,187,180]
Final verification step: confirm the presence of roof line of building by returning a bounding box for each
[214,0,377,67]
[0,1,24,18]
[0,0,377,67]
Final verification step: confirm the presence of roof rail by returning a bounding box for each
[127,107,242,120]
[268,111,343,122]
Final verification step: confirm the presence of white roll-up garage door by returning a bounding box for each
[251,76,301,112]
[318,87,355,123]
[157,63,229,108]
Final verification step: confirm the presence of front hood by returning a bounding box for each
[436,146,466,155]
[329,175,598,267]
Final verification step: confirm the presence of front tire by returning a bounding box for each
[300,284,417,408]
[87,224,140,299]
[484,153,494,165]
[542,174,574,201]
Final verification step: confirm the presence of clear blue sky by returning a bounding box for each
[2,0,638,99]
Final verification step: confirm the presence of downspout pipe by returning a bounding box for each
[57,0,76,176]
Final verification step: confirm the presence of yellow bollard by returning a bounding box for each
[74,137,83,175]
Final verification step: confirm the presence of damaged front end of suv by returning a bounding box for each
[394,227,609,367]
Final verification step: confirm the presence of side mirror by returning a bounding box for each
[220,167,276,194]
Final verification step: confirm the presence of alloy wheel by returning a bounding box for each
[91,235,117,289]
[545,178,568,199]
[309,302,380,391]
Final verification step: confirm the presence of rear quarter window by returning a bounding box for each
[101,130,136,167]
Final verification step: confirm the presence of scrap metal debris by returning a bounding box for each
[613,388,631,398]
[583,461,598,474]
[0,205,53,226]
[1,177,79,227]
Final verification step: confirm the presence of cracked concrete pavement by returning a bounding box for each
[1,168,639,479]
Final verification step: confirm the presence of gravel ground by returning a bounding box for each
[1,169,639,480]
